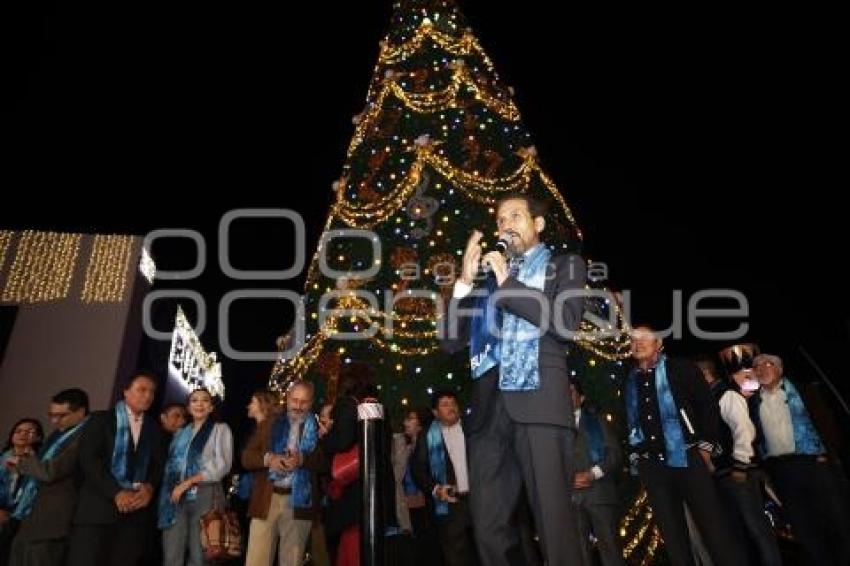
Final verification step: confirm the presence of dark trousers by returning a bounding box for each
[715,471,781,566]
[638,453,746,566]
[0,519,19,566]
[66,520,150,566]
[764,456,850,566]
[574,498,624,566]
[8,536,66,566]
[409,505,442,566]
[515,497,542,566]
[468,393,583,566]
[437,497,478,566]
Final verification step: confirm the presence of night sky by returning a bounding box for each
[3,2,846,422]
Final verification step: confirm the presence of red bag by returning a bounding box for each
[332,444,359,485]
[328,444,359,500]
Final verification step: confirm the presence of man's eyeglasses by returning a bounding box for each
[48,411,71,420]
[753,361,776,369]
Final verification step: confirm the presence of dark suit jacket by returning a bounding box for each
[72,409,164,526]
[440,252,587,431]
[241,417,328,521]
[411,427,457,499]
[627,357,722,457]
[15,431,85,541]
[573,406,622,505]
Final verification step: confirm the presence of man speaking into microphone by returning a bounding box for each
[440,193,587,566]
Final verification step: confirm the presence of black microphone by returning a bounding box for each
[478,236,511,277]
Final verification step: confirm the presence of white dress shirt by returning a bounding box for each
[441,422,469,493]
[759,386,795,458]
[125,404,143,446]
[718,389,755,464]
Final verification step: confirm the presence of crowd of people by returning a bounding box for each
[1,343,847,566]
[0,191,848,566]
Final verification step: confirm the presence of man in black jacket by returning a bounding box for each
[412,390,477,566]
[440,193,586,566]
[626,327,744,565]
[67,371,164,566]
[8,388,90,566]
[696,355,782,566]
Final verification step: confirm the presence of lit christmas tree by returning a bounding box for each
[270,0,628,419]
[269,0,662,560]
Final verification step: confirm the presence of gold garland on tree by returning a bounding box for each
[378,22,496,70]
[348,65,520,157]
[619,489,661,564]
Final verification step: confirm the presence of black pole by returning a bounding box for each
[358,399,385,566]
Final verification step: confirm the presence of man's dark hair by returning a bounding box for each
[125,370,158,390]
[161,402,186,415]
[52,388,90,414]
[496,192,549,219]
[431,389,459,410]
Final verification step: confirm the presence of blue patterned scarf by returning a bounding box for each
[402,463,419,496]
[470,274,501,380]
[425,420,449,518]
[469,244,551,391]
[0,450,17,510]
[581,408,605,466]
[158,419,214,529]
[626,356,688,467]
[498,244,550,391]
[111,401,152,489]
[782,378,824,455]
[236,472,254,501]
[12,416,89,520]
[268,413,319,509]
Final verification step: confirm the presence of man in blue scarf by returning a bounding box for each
[625,326,744,565]
[67,371,164,566]
[7,388,89,566]
[440,193,587,566]
[411,390,476,566]
[750,353,850,565]
[243,380,325,566]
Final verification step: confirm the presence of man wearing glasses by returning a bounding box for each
[6,388,89,566]
[750,354,850,565]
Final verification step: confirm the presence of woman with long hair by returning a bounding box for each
[0,418,43,562]
[235,389,278,549]
[0,419,43,522]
